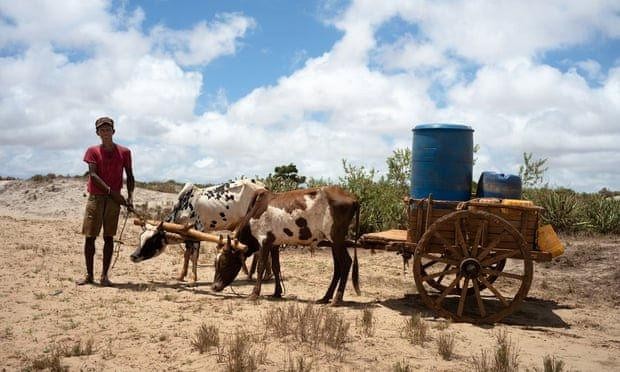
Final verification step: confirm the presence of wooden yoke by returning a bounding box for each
[133,219,247,251]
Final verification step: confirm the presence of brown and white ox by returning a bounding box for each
[212,186,361,305]
[130,179,267,283]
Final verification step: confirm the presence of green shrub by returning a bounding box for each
[582,195,620,234]
[524,188,584,232]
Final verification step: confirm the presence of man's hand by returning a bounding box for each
[126,195,134,210]
[110,190,127,206]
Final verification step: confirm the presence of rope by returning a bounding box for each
[111,207,131,270]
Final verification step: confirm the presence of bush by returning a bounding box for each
[524,188,584,232]
[339,160,407,234]
[582,195,620,234]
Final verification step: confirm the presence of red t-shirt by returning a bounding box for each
[83,144,132,195]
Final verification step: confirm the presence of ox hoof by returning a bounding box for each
[269,293,282,299]
[315,297,330,304]
[331,292,344,306]
[248,293,260,301]
[176,276,186,282]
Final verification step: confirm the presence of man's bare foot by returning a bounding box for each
[76,276,94,286]
[100,276,113,287]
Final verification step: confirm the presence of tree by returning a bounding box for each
[386,148,411,191]
[264,163,306,192]
[519,152,548,188]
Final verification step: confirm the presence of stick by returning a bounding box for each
[133,219,247,250]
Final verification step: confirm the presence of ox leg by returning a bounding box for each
[317,245,340,304]
[190,241,200,285]
[333,243,352,306]
[241,256,251,279]
[250,234,275,300]
[264,250,273,281]
[249,246,267,299]
[178,242,191,281]
[271,245,282,298]
[249,254,259,279]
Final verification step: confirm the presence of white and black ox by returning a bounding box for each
[212,186,361,305]
[130,179,267,283]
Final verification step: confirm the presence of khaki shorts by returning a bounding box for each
[82,195,121,237]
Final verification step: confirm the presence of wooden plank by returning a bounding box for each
[361,229,408,242]
[133,218,247,250]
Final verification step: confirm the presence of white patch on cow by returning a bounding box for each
[251,191,333,245]
[139,229,156,248]
[172,179,266,232]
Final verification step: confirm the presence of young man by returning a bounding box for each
[77,116,134,286]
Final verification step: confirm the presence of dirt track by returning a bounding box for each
[0,179,618,371]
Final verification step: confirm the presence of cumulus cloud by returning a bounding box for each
[1,0,619,191]
[150,13,255,66]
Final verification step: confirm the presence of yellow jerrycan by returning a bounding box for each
[537,224,565,258]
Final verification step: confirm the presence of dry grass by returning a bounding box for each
[401,312,429,345]
[60,338,94,357]
[530,355,567,372]
[26,339,92,372]
[218,328,266,372]
[392,359,414,372]
[433,319,452,330]
[28,351,67,372]
[357,307,375,337]
[262,303,350,350]
[437,332,456,360]
[471,330,520,372]
[284,352,314,372]
[191,323,220,354]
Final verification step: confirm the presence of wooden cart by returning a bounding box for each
[360,196,554,323]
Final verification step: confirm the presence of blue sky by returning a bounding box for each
[129,0,343,109]
[1,0,619,192]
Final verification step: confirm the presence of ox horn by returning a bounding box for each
[232,238,247,253]
[223,235,232,253]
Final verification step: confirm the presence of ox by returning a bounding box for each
[211,186,360,305]
[130,179,267,283]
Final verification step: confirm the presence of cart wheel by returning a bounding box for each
[419,256,506,295]
[413,209,533,323]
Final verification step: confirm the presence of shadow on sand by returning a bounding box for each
[380,294,571,328]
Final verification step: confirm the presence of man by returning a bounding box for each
[77,116,134,286]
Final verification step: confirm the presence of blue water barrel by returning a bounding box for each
[476,172,522,199]
[411,124,474,201]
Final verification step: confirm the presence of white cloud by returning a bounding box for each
[150,13,255,66]
[1,0,619,192]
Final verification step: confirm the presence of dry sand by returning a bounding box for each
[0,178,618,371]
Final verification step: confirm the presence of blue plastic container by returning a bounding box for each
[476,172,522,199]
[411,124,474,201]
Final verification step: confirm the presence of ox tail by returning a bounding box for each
[352,203,361,296]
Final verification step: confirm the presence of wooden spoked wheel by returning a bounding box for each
[413,209,533,323]
[420,256,506,295]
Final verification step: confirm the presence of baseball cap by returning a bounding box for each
[95,117,114,129]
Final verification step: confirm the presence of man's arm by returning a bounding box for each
[88,163,126,206]
[125,167,135,208]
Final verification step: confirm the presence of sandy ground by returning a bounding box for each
[0,178,618,371]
